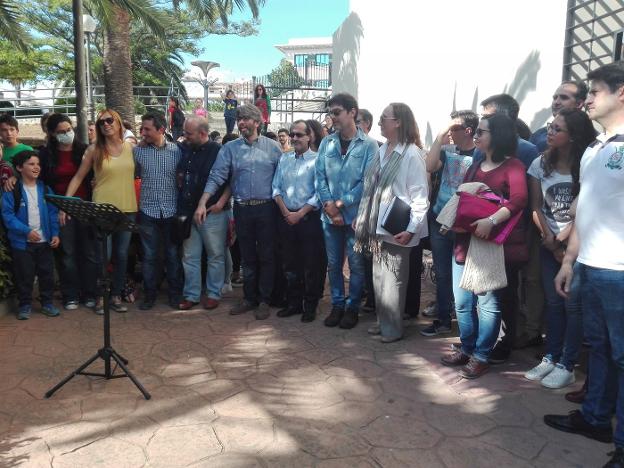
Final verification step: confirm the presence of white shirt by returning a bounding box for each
[375,142,429,247]
[576,131,624,270]
[24,184,45,242]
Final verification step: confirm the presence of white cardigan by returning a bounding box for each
[375,142,429,248]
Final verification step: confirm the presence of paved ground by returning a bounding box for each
[0,280,610,468]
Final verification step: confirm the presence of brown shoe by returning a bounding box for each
[460,357,490,379]
[230,300,257,315]
[254,303,270,320]
[441,350,470,367]
[565,379,588,404]
[203,298,219,310]
[178,300,198,310]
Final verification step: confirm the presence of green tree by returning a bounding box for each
[0,0,29,51]
[0,41,55,104]
[266,59,304,97]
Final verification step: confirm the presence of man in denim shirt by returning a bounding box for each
[273,120,325,323]
[315,93,378,329]
[196,104,282,320]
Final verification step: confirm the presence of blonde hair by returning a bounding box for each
[93,109,124,170]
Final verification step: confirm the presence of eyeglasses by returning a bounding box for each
[379,116,397,122]
[475,128,490,137]
[329,108,345,117]
[289,132,306,139]
[547,122,568,134]
[97,117,115,127]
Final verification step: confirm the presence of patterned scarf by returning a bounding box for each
[354,145,408,257]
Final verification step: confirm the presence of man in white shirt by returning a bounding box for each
[544,62,624,467]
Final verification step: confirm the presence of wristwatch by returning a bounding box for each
[488,216,498,226]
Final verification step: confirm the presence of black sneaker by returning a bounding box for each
[420,320,452,337]
[339,307,359,329]
[543,410,613,444]
[488,345,510,364]
[139,298,155,311]
[276,307,302,318]
[604,448,624,468]
[324,306,344,327]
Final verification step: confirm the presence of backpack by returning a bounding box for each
[12,181,22,215]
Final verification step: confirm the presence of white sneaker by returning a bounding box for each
[221,283,233,295]
[524,357,555,381]
[541,363,575,389]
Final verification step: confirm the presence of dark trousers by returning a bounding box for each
[404,244,424,317]
[233,202,276,305]
[498,262,524,352]
[55,218,98,302]
[12,243,55,307]
[225,117,236,134]
[278,211,326,310]
[230,239,241,273]
[138,212,183,301]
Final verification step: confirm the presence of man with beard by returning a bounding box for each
[195,104,282,320]
[177,116,231,311]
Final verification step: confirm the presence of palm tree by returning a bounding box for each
[0,0,29,51]
[88,0,263,124]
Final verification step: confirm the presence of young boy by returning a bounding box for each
[1,150,60,320]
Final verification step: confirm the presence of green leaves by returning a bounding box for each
[0,0,30,52]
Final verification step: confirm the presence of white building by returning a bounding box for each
[331,0,623,145]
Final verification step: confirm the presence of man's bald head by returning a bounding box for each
[184,115,210,147]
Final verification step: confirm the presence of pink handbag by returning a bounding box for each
[454,190,522,245]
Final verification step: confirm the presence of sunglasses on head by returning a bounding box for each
[289,131,306,138]
[97,117,115,126]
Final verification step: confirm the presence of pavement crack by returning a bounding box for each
[59,437,102,456]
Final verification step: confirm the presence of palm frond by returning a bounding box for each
[87,0,171,40]
[0,0,30,52]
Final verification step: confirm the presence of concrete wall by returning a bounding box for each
[332,0,568,145]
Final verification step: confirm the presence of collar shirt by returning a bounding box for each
[315,127,379,224]
[576,129,624,270]
[272,148,319,210]
[203,135,282,201]
[133,141,182,218]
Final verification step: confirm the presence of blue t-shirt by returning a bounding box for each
[432,146,475,215]
[530,126,548,153]
[224,99,237,119]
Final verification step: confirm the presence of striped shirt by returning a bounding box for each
[133,141,182,218]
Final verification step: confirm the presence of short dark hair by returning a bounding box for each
[482,114,518,163]
[327,93,359,118]
[450,109,478,134]
[358,109,373,130]
[141,112,167,130]
[265,131,278,141]
[209,130,221,140]
[277,128,289,135]
[291,119,311,135]
[40,112,54,133]
[480,94,520,122]
[0,113,19,130]
[221,133,239,145]
[46,113,72,135]
[587,62,624,93]
[561,80,588,102]
[13,150,39,168]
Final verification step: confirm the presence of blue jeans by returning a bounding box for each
[429,216,455,326]
[453,259,503,363]
[103,213,135,297]
[138,212,183,301]
[580,264,624,448]
[322,222,364,309]
[541,249,583,370]
[182,210,228,301]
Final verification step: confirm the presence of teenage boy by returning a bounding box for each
[0,114,33,168]
[1,150,60,320]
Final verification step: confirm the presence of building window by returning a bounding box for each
[294,54,307,67]
[315,54,331,65]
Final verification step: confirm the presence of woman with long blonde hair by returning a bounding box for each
[64,109,137,314]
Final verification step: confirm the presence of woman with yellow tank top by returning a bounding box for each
[64,109,136,314]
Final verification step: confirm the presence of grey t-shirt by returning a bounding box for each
[528,156,574,235]
[24,184,45,242]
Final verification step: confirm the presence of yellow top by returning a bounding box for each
[92,141,137,213]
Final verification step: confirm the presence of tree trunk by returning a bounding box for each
[102,6,134,126]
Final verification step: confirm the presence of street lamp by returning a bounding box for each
[83,14,97,121]
[190,61,220,110]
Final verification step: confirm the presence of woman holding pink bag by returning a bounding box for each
[440,113,528,379]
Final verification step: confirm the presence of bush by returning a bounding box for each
[0,226,14,300]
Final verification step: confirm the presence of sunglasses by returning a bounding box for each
[289,132,306,138]
[97,117,115,127]
[475,128,490,137]
[449,125,466,132]
[329,108,345,117]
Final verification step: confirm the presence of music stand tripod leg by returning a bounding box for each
[110,351,151,400]
[44,351,101,398]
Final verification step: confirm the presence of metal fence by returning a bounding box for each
[0,85,181,120]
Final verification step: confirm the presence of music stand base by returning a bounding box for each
[45,346,151,400]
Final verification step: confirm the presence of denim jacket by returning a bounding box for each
[315,128,378,224]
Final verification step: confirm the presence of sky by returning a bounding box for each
[181,0,349,82]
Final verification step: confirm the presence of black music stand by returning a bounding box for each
[43,195,151,400]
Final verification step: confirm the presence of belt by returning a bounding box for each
[235,199,272,206]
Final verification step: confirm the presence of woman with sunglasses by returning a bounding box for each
[64,109,137,314]
[441,113,528,379]
[524,108,596,388]
[38,113,98,311]
[354,102,429,343]
[253,84,271,134]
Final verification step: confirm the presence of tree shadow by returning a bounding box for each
[331,12,364,97]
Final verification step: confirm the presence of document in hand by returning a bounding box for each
[381,196,411,235]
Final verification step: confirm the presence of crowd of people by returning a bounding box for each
[1,61,624,467]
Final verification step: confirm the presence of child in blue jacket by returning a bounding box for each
[1,150,60,320]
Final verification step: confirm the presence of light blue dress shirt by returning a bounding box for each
[272,148,319,210]
[315,128,378,224]
[203,135,282,201]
